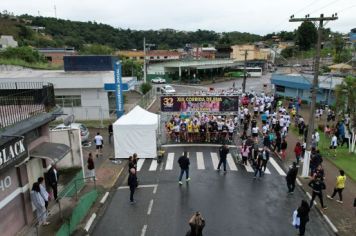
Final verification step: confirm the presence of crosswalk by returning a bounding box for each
[135,152,286,176]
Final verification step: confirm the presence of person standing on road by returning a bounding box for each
[261,147,270,173]
[108,124,113,144]
[253,150,263,179]
[178,151,190,185]
[280,138,288,160]
[87,152,95,180]
[186,212,205,236]
[308,176,327,210]
[286,162,298,194]
[47,165,59,201]
[94,132,104,158]
[297,200,310,236]
[294,142,302,164]
[327,169,346,204]
[128,168,138,204]
[240,143,249,166]
[217,144,229,172]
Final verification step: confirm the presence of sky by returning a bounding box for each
[1,0,355,35]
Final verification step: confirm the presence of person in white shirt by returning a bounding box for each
[313,129,320,146]
[94,132,104,157]
[38,177,49,212]
[252,126,259,141]
[330,134,338,156]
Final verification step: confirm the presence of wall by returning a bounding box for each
[56,88,110,120]
[49,129,84,171]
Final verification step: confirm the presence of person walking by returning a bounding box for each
[186,212,205,236]
[253,150,263,179]
[327,169,346,204]
[308,176,327,210]
[178,151,190,185]
[261,147,270,173]
[330,133,338,156]
[217,144,229,172]
[87,152,95,180]
[297,200,310,236]
[128,168,138,204]
[240,144,249,166]
[47,165,59,201]
[280,138,288,160]
[37,177,49,213]
[31,182,50,226]
[94,132,104,158]
[294,142,302,164]
[286,162,298,193]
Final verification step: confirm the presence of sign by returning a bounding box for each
[114,61,124,118]
[0,137,27,171]
[160,96,239,112]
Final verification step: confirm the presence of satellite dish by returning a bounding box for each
[63,114,75,126]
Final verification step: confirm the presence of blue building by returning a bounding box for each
[271,74,344,105]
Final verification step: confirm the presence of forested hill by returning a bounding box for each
[0,13,262,50]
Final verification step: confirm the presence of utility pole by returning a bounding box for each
[143,37,147,83]
[289,13,338,177]
[242,50,248,93]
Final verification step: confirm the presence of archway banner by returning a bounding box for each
[160,95,239,112]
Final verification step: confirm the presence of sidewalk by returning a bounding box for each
[276,106,356,236]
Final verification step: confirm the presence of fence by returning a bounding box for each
[0,82,55,129]
[56,189,98,236]
[126,87,156,113]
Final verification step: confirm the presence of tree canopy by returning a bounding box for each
[296,21,317,51]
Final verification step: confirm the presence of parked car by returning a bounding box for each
[151,77,166,84]
[52,123,90,143]
[160,85,176,94]
[190,78,201,84]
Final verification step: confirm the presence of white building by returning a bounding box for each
[0,70,137,120]
[0,35,18,49]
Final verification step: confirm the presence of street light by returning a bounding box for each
[143,37,155,83]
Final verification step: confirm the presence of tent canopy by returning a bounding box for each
[113,106,159,159]
[328,63,352,70]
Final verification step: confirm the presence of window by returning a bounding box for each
[25,127,41,144]
[55,95,81,107]
[150,56,154,59]
[275,85,285,92]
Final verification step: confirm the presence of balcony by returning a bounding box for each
[0,82,56,129]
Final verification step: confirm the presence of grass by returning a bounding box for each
[0,58,63,70]
[290,126,356,181]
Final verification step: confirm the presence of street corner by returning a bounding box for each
[95,159,127,189]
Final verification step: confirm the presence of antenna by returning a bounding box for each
[54,5,57,18]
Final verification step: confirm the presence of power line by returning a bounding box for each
[309,0,344,14]
[293,0,322,15]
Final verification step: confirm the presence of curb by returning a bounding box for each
[272,148,339,235]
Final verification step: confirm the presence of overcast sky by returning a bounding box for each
[2,0,355,35]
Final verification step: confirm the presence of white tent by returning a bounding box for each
[113,106,159,159]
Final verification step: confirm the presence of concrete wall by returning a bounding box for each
[55,88,110,120]
[49,129,84,172]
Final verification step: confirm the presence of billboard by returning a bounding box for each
[160,95,239,112]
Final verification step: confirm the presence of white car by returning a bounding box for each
[151,77,166,84]
[161,85,176,94]
[52,123,90,143]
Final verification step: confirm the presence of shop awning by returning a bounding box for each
[30,142,70,163]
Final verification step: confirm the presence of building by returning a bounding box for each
[117,50,180,61]
[0,82,71,236]
[230,44,270,62]
[0,35,18,49]
[191,47,216,59]
[215,45,233,59]
[0,70,137,120]
[328,63,354,75]
[271,73,344,105]
[37,48,77,65]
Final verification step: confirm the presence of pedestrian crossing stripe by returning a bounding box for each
[136,152,285,176]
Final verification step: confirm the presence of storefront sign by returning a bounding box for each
[0,138,27,171]
[160,96,239,112]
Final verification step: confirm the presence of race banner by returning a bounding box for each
[160,95,239,112]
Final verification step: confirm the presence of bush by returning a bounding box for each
[140,82,152,95]
[0,46,46,63]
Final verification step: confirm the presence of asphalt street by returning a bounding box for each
[92,146,334,236]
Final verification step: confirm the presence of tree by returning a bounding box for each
[296,21,317,51]
[140,82,152,95]
[281,46,297,58]
[0,46,46,63]
[121,59,143,80]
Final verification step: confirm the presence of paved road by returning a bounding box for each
[93,146,334,236]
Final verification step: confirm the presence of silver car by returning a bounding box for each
[52,123,90,143]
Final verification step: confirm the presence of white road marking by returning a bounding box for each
[147,199,154,215]
[153,185,158,194]
[306,192,317,205]
[165,153,174,170]
[296,179,302,186]
[149,159,158,171]
[323,214,338,233]
[269,158,286,176]
[196,152,205,170]
[100,192,109,204]
[227,154,238,171]
[84,213,96,232]
[211,152,219,169]
[264,167,271,174]
[118,184,158,190]
[137,159,145,171]
[245,161,254,172]
[141,225,147,236]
